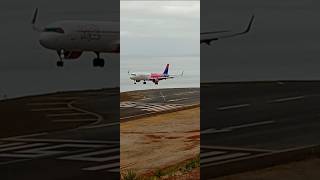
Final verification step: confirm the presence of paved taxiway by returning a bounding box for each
[0,88,119,180]
[201,81,320,178]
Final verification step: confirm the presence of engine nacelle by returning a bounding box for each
[63,51,83,59]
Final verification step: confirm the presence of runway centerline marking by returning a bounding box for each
[217,104,251,111]
[269,96,305,103]
[202,120,275,135]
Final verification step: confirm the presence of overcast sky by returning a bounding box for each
[202,0,320,82]
[121,1,200,57]
[121,1,200,91]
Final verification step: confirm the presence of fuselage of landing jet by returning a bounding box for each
[32,8,119,67]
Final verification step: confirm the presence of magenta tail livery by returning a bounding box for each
[31,8,119,67]
[129,64,183,85]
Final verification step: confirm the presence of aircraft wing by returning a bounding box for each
[201,15,255,45]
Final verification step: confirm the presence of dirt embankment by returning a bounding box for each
[120,108,200,179]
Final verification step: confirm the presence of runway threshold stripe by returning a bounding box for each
[201,153,249,164]
[82,162,119,171]
[217,104,251,111]
[269,96,305,103]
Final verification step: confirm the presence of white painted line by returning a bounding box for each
[201,145,274,153]
[217,104,251,111]
[83,162,119,171]
[201,153,249,164]
[52,119,97,123]
[1,133,48,140]
[0,142,26,148]
[2,138,119,145]
[0,143,48,152]
[47,113,88,117]
[269,96,305,103]
[200,151,226,158]
[28,102,67,106]
[31,108,70,112]
[60,149,119,162]
[167,98,189,102]
[79,122,120,129]
[202,120,275,135]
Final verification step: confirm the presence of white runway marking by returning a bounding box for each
[201,153,249,164]
[217,104,251,111]
[167,98,189,102]
[269,96,305,103]
[52,119,97,123]
[28,102,67,106]
[31,108,70,112]
[202,120,275,134]
[79,122,120,129]
[82,162,119,171]
[47,113,88,117]
[121,101,184,112]
[60,148,119,162]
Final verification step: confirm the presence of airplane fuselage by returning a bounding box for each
[39,21,120,53]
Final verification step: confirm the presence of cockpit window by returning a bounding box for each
[43,27,65,34]
[131,73,136,76]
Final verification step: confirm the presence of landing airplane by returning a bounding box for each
[31,8,119,67]
[129,64,183,85]
[201,15,255,45]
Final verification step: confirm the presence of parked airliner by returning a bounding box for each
[129,64,183,85]
[31,8,119,67]
[201,15,255,45]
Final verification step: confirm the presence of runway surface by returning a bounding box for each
[201,81,320,178]
[120,88,200,120]
[0,88,120,180]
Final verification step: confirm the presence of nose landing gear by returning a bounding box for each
[56,50,64,67]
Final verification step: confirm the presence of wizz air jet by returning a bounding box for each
[201,15,255,45]
[31,8,119,67]
[129,64,183,85]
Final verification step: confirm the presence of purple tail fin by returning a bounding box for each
[163,64,169,75]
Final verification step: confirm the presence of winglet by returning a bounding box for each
[244,14,255,34]
[32,8,38,25]
[32,8,42,32]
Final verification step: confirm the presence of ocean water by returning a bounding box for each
[121,55,200,92]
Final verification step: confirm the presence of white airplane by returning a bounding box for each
[129,64,183,85]
[31,8,119,67]
[201,15,255,45]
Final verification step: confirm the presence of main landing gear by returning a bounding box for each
[56,50,64,67]
[93,52,105,67]
[143,81,147,84]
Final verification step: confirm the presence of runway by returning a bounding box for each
[120,88,200,120]
[0,88,120,180]
[201,81,320,178]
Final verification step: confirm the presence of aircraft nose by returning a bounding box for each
[39,33,58,50]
